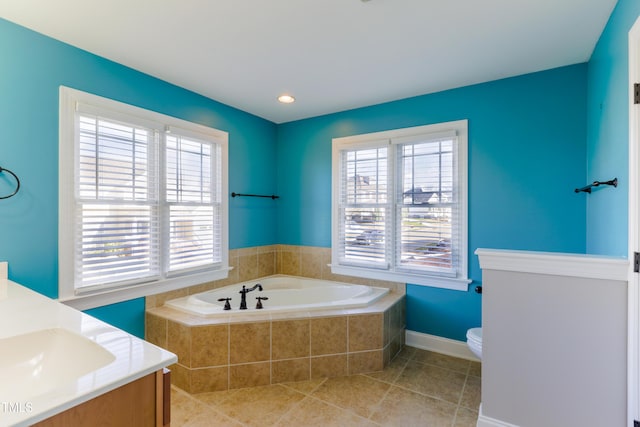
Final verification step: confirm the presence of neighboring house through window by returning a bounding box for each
[331,120,469,290]
[59,87,229,309]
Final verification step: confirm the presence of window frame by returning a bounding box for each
[331,120,469,291]
[59,86,229,310]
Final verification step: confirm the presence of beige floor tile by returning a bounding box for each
[275,396,378,427]
[310,374,390,418]
[171,386,238,427]
[395,360,466,404]
[364,355,408,384]
[213,384,306,427]
[182,411,244,427]
[370,386,457,427]
[192,388,242,406]
[469,361,482,377]
[281,377,327,395]
[454,407,480,427]
[411,348,471,374]
[395,345,417,360]
[460,375,481,410]
[171,346,482,427]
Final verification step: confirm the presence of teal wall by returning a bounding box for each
[2,10,622,342]
[0,18,277,337]
[277,65,588,340]
[586,0,640,256]
[84,298,146,338]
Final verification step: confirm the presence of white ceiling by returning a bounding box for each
[0,0,618,124]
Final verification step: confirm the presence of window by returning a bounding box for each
[59,87,229,309]
[331,120,469,290]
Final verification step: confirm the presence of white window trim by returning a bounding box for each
[59,86,230,310]
[331,120,470,291]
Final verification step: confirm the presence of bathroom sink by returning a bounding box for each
[0,328,115,401]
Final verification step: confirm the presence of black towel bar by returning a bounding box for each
[574,178,617,194]
[231,192,279,200]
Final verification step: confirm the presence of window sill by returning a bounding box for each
[59,267,232,311]
[330,264,471,291]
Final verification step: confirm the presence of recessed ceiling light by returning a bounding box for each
[278,94,295,104]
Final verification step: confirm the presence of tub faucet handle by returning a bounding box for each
[256,296,269,309]
[217,297,232,310]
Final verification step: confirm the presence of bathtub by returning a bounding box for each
[165,275,390,316]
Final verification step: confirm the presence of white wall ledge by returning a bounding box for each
[475,248,629,281]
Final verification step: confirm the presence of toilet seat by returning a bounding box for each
[467,327,482,344]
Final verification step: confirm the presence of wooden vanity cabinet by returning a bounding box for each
[34,368,171,427]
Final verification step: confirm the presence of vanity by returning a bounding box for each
[0,277,177,427]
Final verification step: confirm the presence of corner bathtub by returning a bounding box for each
[165,275,390,316]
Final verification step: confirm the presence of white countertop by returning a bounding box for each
[0,280,177,427]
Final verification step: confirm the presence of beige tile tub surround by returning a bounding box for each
[146,292,405,394]
[145,245,406,394]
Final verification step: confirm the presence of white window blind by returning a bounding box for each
[331,121,469,291]
[59,87,229,307]
[395,134,457,276]
[76,112,160,291]
[165,133,221,274]
[338,144,389,268]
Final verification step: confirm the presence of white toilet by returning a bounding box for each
[466,327,482,360]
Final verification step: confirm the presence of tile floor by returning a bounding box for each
[171,346,481,427]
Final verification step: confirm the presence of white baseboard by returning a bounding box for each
[405,329,480,361]
[476,405,521,427]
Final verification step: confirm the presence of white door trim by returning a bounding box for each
[628,16,640,427]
